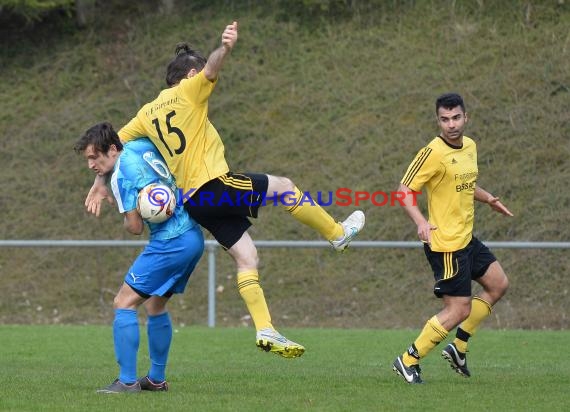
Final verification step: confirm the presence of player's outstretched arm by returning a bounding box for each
[475,186,514,217]
[203,21,238,81]
[85,175,114,217]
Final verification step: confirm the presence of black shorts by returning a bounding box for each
[184,172,269,249]
[424,236,497,298]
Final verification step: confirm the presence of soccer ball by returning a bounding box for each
[137,183,176,223]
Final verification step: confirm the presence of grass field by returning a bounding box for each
[1,326,568,411]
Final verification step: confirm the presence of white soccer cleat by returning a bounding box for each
[256,328,305,358]
[330,210,365,252]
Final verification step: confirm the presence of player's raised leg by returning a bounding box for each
[267,175,365,251]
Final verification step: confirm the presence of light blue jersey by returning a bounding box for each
[110,138,195,240]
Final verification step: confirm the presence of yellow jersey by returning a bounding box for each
[119,71,229,197]
[401,136,478,252]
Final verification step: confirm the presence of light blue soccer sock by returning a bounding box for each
[113,308,139,384]
[147,312,172,383]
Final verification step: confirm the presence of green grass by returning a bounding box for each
[1,326,568,411]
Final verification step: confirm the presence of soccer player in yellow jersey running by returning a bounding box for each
[392,93,512,383]
[86,21,365,358]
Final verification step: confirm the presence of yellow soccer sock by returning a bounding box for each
[237,270,273,331]
[403,315,449,366]
[453,297,492,352]
[283,186,343,241]
[453,336,468,353]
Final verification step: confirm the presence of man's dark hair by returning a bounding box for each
[74,122,123,154]
[435,93,466,113]
[165,43,207,87]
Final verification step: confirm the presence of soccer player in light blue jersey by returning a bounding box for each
[75,122,204,394]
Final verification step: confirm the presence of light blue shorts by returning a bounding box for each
[124,227,204,297]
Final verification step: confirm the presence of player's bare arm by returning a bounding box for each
[203,21,238,81]
[85,174,114,217]
[123,210,144,235]
[474,186,514,217]
[398,183,437,245]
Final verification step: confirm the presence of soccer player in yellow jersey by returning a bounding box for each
[85,21,365,358]
[392,93,513,384]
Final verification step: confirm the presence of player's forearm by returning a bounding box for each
[398,183,428,227]
[474,186,494,204]
[403,203,429,228]
[203,22,237,80]
[123,211,144,235]
[203,46,230,81]
[94,174,108,186]
[475,185,513,216]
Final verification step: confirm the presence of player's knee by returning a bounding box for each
[113,292,139,310]
[281,177,295,192]
[270,175,295,193]
[246,253,260,268]
[145,303,168,316]
[235,248,259,269]
[113,294,125,310]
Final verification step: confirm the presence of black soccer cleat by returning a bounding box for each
[138,375,169,391]
[392,355,423,384]
[442,343,471,377]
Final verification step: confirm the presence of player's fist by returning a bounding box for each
[222,21,238,50]
[417,221,437,247]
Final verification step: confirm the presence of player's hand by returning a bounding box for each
[417,221,437,247]
[488,196,513,217]
[85,184,114,217]
[222,21,238,50]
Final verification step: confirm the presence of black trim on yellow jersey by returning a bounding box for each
[437,135,463,149]
[402,147,432,187]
